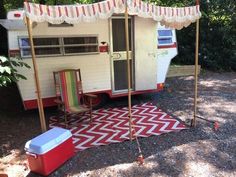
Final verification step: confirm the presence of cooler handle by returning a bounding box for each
[26,152,38,159]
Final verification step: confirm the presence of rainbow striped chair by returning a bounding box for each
[53,69,97,126]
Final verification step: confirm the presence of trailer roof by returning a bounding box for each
[0,19,26,30]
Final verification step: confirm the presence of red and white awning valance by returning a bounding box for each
[24,0,201,30]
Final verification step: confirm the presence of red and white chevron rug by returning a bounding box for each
[49,102,187,151]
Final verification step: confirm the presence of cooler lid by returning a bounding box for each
[25,127,72,154]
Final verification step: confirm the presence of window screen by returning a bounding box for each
[19,35,99,58]
[158,38,173,45]
[63,36,98,55]
[157,29,173,46]
[158,30,172,37]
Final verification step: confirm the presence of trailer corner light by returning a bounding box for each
[14,13,21,18]
[157,83,164,91]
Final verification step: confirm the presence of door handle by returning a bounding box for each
[112,53,121,59]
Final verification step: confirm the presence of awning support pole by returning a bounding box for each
[125,1,133,140]
[192,17,200,127]
[25,16,47,132]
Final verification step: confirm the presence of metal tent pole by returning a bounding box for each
[25,16,47,132]
[192,0,200,127]
[125,1,133,140]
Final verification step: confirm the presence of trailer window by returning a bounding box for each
[19,37,62,57]
[157,30,173,46]
[158,38,173,45]
[158,30,172,37]
[63,36,98,55]
[19,36,99,58]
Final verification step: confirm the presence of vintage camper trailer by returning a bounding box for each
[0,9,177,110]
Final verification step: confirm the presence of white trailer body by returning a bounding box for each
[0,10,177,109]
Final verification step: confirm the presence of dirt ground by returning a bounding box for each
[0,71,235,177]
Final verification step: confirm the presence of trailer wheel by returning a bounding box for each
[84,93,108,109]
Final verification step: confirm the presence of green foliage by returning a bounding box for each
[145,0,235,72]
[149,0,195,6]
[0,1,7,56]
[3,0,99,10]
[168,0,236,71]
[0,56,30,87]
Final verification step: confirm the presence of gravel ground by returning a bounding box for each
[0,71,235,177]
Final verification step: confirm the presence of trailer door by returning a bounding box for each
[110,17,134,93]
[134,17,157,91]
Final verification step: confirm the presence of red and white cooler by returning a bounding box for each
[25,127,75,176]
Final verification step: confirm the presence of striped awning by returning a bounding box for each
[24,0,201,30]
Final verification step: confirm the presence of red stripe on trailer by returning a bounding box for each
[109,87,164,98]
[9,49,20,57]
[24,97,56,110]
[23,85,165,110]
[158,42,177,49]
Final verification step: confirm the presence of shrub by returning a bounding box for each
[171,0,236,71]
[0,56,30,87]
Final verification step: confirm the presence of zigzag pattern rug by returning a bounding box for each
[49,102,187,151]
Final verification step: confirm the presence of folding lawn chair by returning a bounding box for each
[53,69,97,126]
